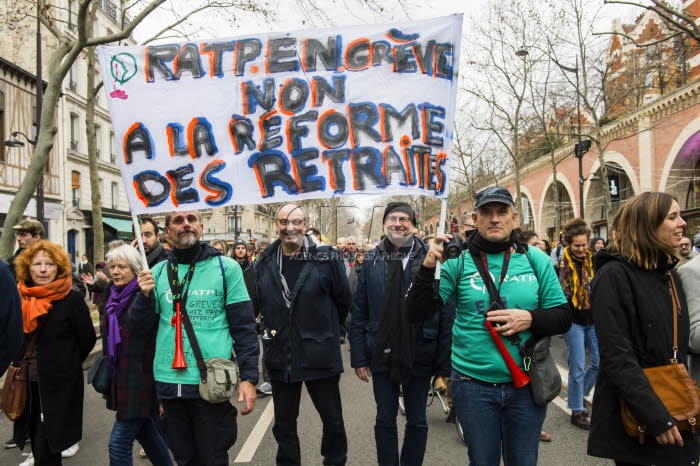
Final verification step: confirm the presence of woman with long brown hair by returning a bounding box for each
[588,192,697,465]
[12,241,96,465]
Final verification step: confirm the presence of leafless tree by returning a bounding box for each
[463,0,547,220]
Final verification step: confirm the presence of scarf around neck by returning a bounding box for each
[18,276,73,333]
[372,236,417,384]
[468,230,519,255]
[560,247,594,310]
[105,277,140,372]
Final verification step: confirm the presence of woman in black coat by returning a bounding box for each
[589,192,698,465]
[12,241,96,465]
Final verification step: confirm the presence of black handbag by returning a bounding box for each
[87,355,111,394]
[522,335,562,405]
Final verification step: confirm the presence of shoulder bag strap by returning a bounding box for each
[669,272,681,363]
[179,304,208,382]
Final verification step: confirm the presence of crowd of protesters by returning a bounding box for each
[0,188,698,465]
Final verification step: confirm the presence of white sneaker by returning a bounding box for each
[61,443,79,458]
[19,453,34,466]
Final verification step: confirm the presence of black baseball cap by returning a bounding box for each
[474,186,515,209]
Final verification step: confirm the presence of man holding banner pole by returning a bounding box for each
[349,202,453,466]
[128,210,259,465]
[256,203,352,466]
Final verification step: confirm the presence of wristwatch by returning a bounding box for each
[241,378,258,386]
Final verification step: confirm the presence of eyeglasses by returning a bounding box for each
[276,218,305,227]
[385,216,411,225]
[31,261,56,269]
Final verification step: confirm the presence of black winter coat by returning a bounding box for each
[588,252,699,465]
[14,290,97,453]
[256,238,352,382]
[349,236,453,377]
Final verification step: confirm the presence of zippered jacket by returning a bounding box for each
[256,238,352,382]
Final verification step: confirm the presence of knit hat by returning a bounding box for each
[589,236,604,250]
[382,202,416,225]
[232,239,247,250]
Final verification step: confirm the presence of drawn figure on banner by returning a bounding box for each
[110,53,137,100]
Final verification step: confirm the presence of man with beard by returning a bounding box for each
[256,204,352,466]
[349,202,452,466]
[129,210,259,465]
[133,216,170,268]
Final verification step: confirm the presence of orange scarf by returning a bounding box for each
[18,277,73,333]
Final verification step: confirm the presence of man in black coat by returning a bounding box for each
[0,259,22,377]
[256,203,352,466]
[349,202,453,465]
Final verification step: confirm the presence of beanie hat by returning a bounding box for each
[232,239,247,250]
[382,202,416,225]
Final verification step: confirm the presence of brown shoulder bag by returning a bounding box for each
[620,272,700,444]
[1,332,39,421]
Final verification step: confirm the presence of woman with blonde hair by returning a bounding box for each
[588,192,697,465]
[12,241,96,465]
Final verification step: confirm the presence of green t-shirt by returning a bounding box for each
[439,246,566,383]
[151,256,251,385]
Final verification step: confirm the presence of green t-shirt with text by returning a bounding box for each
[439,246,566,383]
[151,256,251,385]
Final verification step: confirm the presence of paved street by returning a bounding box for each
[0,338,608,466]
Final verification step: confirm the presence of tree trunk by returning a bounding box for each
[0,41,73,259]
[86,36,105,263]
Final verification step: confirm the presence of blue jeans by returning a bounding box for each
[372,372,431,466]
[563,323,599,411]
[451,370,546,466]
[108,417,172,466]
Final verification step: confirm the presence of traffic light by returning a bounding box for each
[574,140,591,158]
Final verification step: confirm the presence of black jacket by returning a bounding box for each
[0,260,22,377]
[588,251,698,465]
[14,291,97,453]
[237,257,260,317]
[256,237,352,382]
[349,236,453,377]
[146,242,170,269]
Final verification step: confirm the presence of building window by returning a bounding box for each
[95,124,101,158]
[72,171,80,208]
[110,131,117,163]
[111,182,118,209]
[68,0,76,31]
[70,114,79,151]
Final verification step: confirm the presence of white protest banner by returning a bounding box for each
[97,15,462,214]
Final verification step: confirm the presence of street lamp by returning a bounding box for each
[4,131,44,226]
[558,58,590,220]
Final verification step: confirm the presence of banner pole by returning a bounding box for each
[131,212,148,270]
[434,198,448,280]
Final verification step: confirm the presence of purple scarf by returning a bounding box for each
[105,278,140,372]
